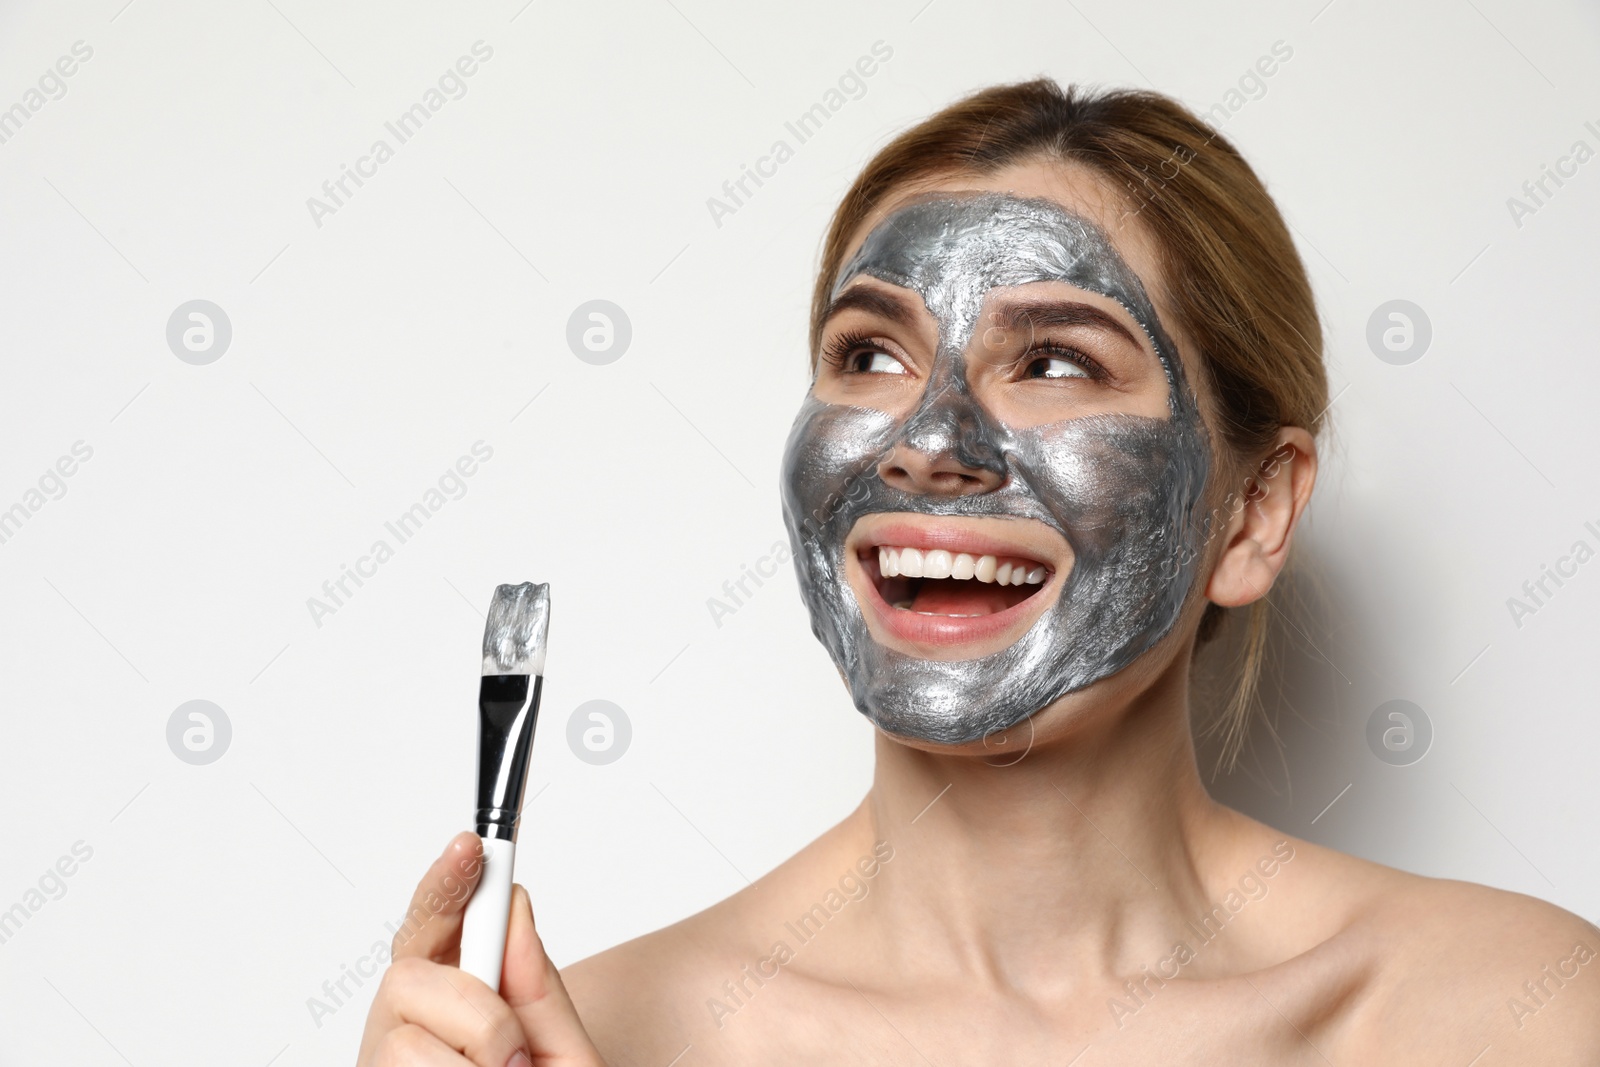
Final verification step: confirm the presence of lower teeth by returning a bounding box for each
[893,602,984,617]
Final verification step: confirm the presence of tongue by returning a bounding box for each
[909,578,1023,616]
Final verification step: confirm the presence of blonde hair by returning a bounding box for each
[810,79,1328,767]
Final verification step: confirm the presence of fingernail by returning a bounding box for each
[506,1053,532,1067]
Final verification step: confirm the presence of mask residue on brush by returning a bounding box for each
[482,581,550,676]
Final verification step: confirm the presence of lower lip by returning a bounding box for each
[853,557,1053,649]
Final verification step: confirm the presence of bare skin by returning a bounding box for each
[358,162,1600,1066]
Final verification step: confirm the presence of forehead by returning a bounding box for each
[830,163,1209,396]
[833,174,1179,376]
[841,161,1169,294]
[835,195,1134,303]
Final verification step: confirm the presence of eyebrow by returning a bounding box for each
[990,300,1145,350]
[824,288,1149,353]
[820,284,922,330]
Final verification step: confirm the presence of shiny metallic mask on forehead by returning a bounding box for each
[780,192,1212,744]
[832,193,1188,407]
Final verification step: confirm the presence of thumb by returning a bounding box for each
[501,883,605,1065]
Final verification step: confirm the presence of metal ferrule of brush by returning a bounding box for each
[474,673,543,842]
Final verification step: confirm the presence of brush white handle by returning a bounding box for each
[460,835,516,990]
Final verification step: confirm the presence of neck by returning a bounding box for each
[850,652,1239,991]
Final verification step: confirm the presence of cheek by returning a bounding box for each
[1017,412,1203,588]
[1014,415,1206,557]
[781,400,899,514]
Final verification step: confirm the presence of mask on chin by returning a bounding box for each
[779,192,1213,745]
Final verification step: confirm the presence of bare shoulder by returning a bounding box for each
[1236,819,1600,1063]
[1350,867,1600,1062]
[559,904,725,1065]
[560,810,882,1067]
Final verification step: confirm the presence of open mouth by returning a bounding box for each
[844,518,1067,651]
[862,544,1051,617]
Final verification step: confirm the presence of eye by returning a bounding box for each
[1021,349,1093,380]
[850,350,907,375]
[822,329,911,376]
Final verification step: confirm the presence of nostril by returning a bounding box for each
[930,471,976,491]
[879,439,1006,497]
[880,464,911,487]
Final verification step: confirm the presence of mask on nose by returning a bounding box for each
[779,192,1212,744]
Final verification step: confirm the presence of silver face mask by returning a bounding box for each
[779,192,1212,745]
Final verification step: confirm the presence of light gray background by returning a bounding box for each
[1,0,1597,1063]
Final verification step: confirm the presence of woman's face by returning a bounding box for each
[779,163,1217,746]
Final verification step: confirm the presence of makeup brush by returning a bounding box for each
[459,581,550,990]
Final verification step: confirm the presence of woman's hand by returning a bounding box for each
[357,832,606,1066]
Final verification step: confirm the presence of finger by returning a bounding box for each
[366,957,532,1067]
[367,1022,475,1066]
[502,884,604,1063]
[392,832,486,963]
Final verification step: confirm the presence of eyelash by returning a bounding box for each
[1017,340,1108,382]
[820,331,1107,382]
[819,329,888,372]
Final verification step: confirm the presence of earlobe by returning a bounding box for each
[1204,428,1317,609]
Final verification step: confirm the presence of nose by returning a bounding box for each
[877,371,1008,497]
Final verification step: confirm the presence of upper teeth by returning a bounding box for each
[878,546,1046,585]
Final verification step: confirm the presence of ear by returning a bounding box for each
[1205,427,1317,608]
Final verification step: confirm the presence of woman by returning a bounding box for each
[358,80,1600,1065]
